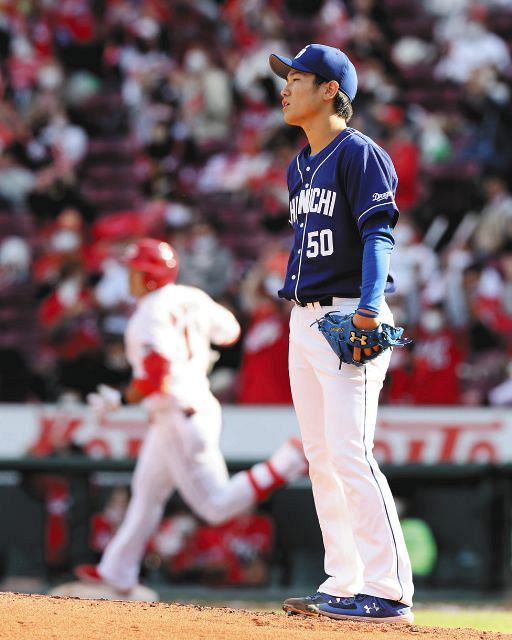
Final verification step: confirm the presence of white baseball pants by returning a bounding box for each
[289,297,413,606]
[99,394,255,591]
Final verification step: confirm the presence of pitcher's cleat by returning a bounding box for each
[318,593,414,624]
[282,592,332,616]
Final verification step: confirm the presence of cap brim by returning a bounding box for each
[269,54,312,79]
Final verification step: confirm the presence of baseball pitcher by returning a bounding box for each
[268,44,414,623]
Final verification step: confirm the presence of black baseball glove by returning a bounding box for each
[314,311,412,368]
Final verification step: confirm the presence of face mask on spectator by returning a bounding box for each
[419,310,443,333]
[185,49,208,73]
[51,230,81,252]
[38,64,64,91]
[0,236,30,271]
[57,277,81,307]
[135,17,159,41]
[164,203,193,228]
[263,274,283,298]
[362,69,384,91]
[193,235,217,253]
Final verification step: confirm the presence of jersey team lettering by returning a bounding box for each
[278,128,399,302]
[371,191,393,202]
[289,187,336,223]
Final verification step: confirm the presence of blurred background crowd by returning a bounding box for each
[1,0,512,408]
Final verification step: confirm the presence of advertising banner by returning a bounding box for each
[0,404,509,464]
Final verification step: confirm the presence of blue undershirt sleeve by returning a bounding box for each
[359,214,395,315]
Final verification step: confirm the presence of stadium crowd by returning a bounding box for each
[1,0,512,407]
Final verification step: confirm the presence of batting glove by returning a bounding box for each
[87,384,122,416]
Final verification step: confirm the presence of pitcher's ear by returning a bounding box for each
[324,80,340,100]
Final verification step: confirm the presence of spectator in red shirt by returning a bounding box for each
[411,305,466,405]
[376,104,420,212]
[237,249,292,404]
[38,260,101,398]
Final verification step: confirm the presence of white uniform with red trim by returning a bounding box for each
[126,283,239,410]
[98,283,305,592]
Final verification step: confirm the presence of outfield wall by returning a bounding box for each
[1,403,511,591]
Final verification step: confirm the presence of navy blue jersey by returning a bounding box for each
[279,127,399,304]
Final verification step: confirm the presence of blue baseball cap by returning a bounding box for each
[269,43,358,102]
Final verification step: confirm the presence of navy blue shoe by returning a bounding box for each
[282,592,332,616]
[318,593,413,624]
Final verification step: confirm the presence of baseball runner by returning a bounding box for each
[268,44,414,623]
[75,238,306,594]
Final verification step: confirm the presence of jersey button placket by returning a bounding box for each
[297,164,314,301]
[294,161,311,303]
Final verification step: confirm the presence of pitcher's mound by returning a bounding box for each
[48,581,159,602]
[2,592,508,640]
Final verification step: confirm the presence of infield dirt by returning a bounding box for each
[1,592,511,640]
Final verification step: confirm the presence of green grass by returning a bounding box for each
[414,607,512,633]
[252,601,512,633]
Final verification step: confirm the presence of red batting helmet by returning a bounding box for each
[125,238,179,290]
